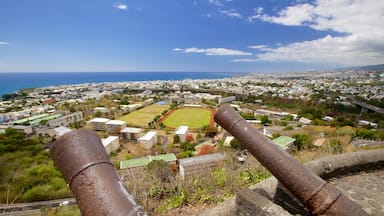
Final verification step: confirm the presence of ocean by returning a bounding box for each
[0,72,237,97]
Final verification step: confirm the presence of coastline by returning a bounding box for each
[0,72,239,97]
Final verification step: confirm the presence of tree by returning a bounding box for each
[230,138,244,150]
[94,111,102,117]
[292,134,313,150]
[173,135,180,144]
[146,160,173,182]
[197,144,214,156]
[259,115,270,125]
[185,134,194,143]
[205,125,218,137]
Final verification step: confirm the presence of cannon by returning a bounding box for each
[214,105,368,216]
[50,129,144,216]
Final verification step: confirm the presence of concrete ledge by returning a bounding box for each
[203,149,384,216]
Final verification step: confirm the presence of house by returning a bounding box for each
[299,117,312,125]
[102,136,120,155]
[12,125,33,135]
[89,118,110,131]
[120,127,142,141]
[178,153,224,180]
[0,125,9,134]
[218,96,236,104]
[138,131,157,149]
[359,120,378,128]
[94,107,109,114]
[120,153,177,170]
[106,120,127,134]
[52,126,72,137]
[175,126,188,142]
[48,112,83,127]
[272,136,296,152]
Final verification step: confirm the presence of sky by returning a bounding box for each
[0,0,383,73]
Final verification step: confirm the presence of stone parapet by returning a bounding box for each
[203,149,384,216]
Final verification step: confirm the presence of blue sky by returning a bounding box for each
[0,0,383,73]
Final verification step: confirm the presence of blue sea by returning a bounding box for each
[0,72,237,96]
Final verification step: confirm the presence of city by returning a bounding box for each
[1,67,384,215]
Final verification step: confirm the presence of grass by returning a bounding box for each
[118,105,169,127]
[162,108,212,129]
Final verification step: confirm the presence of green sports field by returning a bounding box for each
[162,108,213,129]
[118,104,169,127]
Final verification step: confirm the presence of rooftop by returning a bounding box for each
[138,131,157,141]
[178,153,224,167]
[120,127,142,133]
[102,136,119,145]
[272,136,296,149]
[120,153,177,169]
[175,126,188,135]
[90,118,110,123]
[106,120,126,125]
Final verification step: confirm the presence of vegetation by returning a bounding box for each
[0,129,72,204]
[123,150,270,214]
[162,108,212,129]
[117,104,169,127]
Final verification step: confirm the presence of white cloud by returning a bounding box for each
[113,2,127,10]
[220,9,242,18]
[0,42,9,45]
[175,47,252,56]
[247,7,264,22]
[209,0,223,7]
[232,59,257,62]
[248,45,269,50]
[246,0,384,66]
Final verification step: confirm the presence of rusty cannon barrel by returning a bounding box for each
[215,105,368,216]
[50,129,144,216]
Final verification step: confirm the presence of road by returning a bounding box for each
[0,198,76,215]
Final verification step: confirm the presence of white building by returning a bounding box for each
[106,120,126,134]
[102,136,120,155]
[48,112,83,128]
[120,127,142,141]
[12,125,33,135]
[138,131,157,149]
[299,117,312,125]
[94,107,109,113]
[175,126,189,142]
[89,118,110,131]
[52,126,72,137]
[178,153,224,180]
[218,96,236,104]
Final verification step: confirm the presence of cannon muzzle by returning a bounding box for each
[50,129,144,216]
[215,105,367,215]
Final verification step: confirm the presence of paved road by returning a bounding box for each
[352,140,384,150]
[0,198,76,215]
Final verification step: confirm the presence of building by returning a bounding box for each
[120,127,142,141]
[272,136,296,152]
[138,131,157,149]
[48,112,83,127]
[178,153,224,180]
[12,125,33,135]
[218,96,236,104]
[175,126,189,142]
[299,117,312,125]
[106,120,127,134]
[120,153,177,170]
[94,107,109,114]
[52,126,72,137]
[102,136,120,155]
[89,118,110,131]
